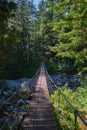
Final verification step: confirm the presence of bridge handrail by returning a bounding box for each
[0,88,32,130]
[0,91,18,109]
[30,68,40,81]
[0,70,40,108]
[0,69,40,108]
[45,69,87,127]
[0,103,18,130]
[29,67,40,92]
[0,67,40,130]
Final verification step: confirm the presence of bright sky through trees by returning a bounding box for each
[33,0,40,7]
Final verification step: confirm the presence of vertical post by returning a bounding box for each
[58,90,60,112]
[74,112,77,130]
[16,100,18,130]
[56,89,61,128]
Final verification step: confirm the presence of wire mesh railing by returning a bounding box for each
[45,68,87,130]
[29,68,40,92]
[0,67,40,130]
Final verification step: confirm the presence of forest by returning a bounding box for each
[0,0,87,130]
[0,0,87,78]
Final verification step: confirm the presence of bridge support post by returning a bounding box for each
[74,113,77,130]
[58,90,60,120]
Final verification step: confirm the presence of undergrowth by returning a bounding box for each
[51,76,87,130]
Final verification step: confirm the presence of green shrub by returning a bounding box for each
[51,85,87,129]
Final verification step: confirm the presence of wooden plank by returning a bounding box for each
[21,64,57,130]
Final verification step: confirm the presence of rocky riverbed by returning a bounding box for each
[0,78,31,130]
[51,73,83,90]
[0,74,82,129]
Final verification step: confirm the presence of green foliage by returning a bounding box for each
[0,0,87,78]
[57,60,76,74]
[3,125,12,130]
[0,0,16,21]
[0,0,20,78]
[23,104,29,111]
[51,83,87,129]
[0,0,39,79]
[75,77,87,113]
[49,0,87,74]
[46,58,58,74]
[0,60,40,79]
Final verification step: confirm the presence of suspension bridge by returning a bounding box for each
[20,63,57,130]
[0,63,87,130]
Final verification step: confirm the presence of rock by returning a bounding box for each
[0,116,7,126]
[20,82,30,91]
[6,80,20,88]
[14,90,31,100]
[9,105,14,111]
[3,91,8,95]
[1,78,31,92]
[16,78,30,83]
[19,111,26,117]
[18,111,26,122]
[6,90,14,97]
[51,73,82,90]
[0,78,32,130]
[4,111,9,116]
[25,100,31,104]
[56,82,63,86]
[5,101,13,106]
[12,111,18,118]
[17,99,25,106]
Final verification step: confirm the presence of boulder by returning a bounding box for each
[20,82,29,91]
[51,73,82,90]
[25,100,31,104]
[17,99,25,106]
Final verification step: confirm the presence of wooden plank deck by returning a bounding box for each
[20,64,57,130]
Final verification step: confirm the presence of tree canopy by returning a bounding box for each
[50,0,87,74]
[0,0,87,78]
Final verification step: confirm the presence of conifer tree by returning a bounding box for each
[50,0,87,73]
[0,0,18,78]
[35,0,58,60]
[13,0,36,64]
